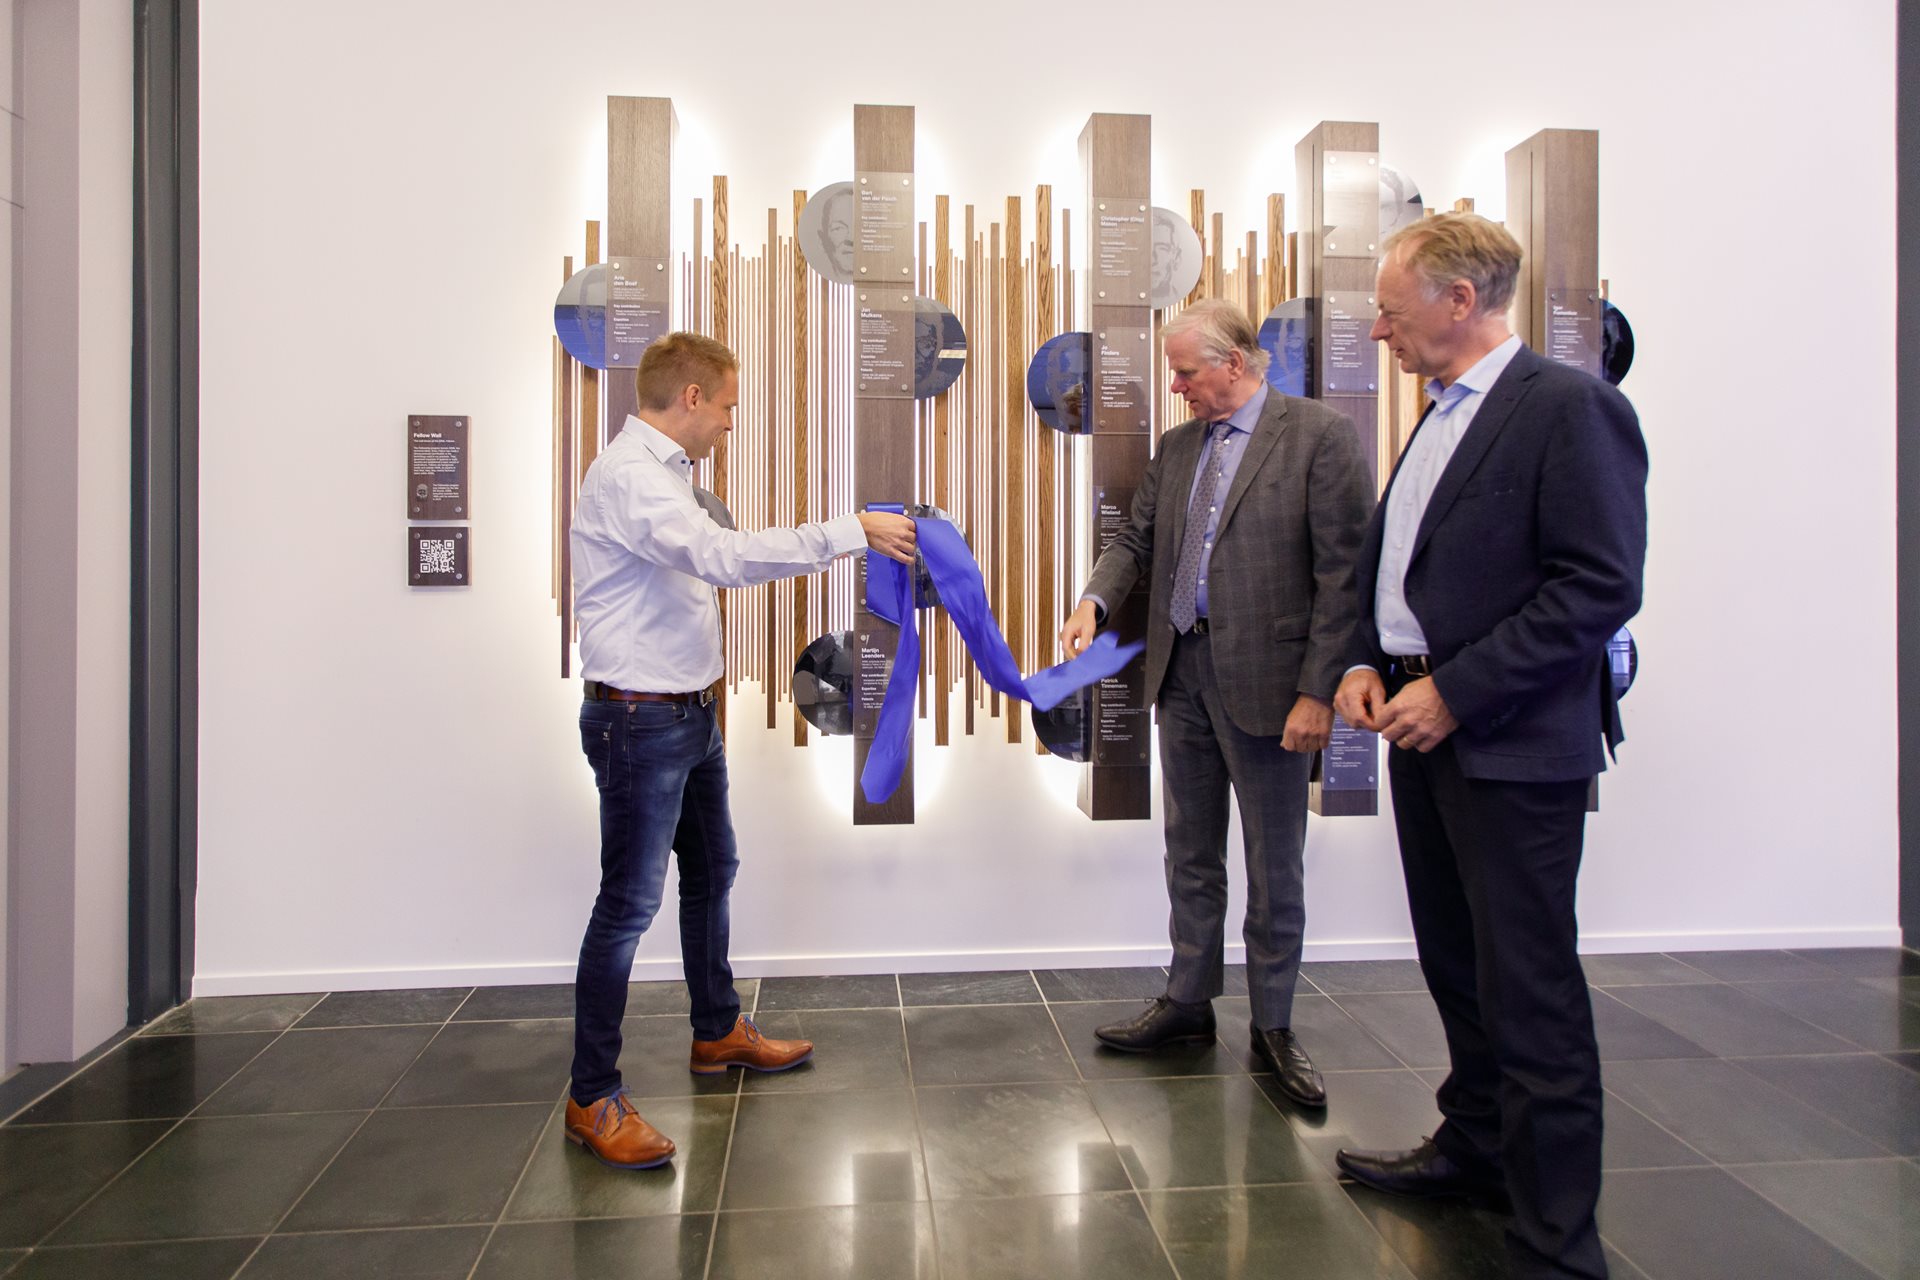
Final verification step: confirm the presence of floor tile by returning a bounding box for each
[143,994,322,1036]
[1339,1182,1511,1280]
[1274,1069,1443,1177]
[614,1015,741,1100]
[0,1121,173,1247]
[755,974,900,1011]
[1219,963,1249,997]
[504,1096,732,1220]
[1728,1159,1919,1280]
[237,1225,489,1279]
[1589,989,1715,1061]
[720,1090,924,1210]
[706,1202,937,1280]
[385,1021,570,1108]
[1088,1075,1325,1189]
[13,1033,276,1124]
[1600,1087,1711,1170]
[281,1102,549,1231]
[1148,1183,1415,1280]
[1599,1167,1881,1279]
[896,970,1041,1006]
[0,1251,21,1278]
[1736,979,1920,1052]
[1329,993,1450,1068]
[453,985,574,1022]
[1601,1243,1655,1280]
[1735,1053,1920,1155]
[1579,952,1715,986]
[199,1025,437,1115]
[295,987,472,1028]
[472,1216,711,1280]
[51,1111,364,1243]
[934,1192,1176,1280]
[1301,959,1430,995]
[1033,965,1167,1002]
[916,1081,1127,1200]
[1790,947,1920,979]
[1047,999,1256,1080]
[1606,982,1855,1057]
[7,1239,261,1280]
[1889,1050,1920,1076]
[903,1004,1076,1087]
[1668,950,1850,982]
[620,979,693,1018]
[1602,1058,1887,1163]
[1282,994,1404,1070]
[738,1008,909,1094]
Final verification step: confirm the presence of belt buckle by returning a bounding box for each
[696,687,716,706]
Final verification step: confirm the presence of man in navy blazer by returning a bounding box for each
[1332,214,1647,1280]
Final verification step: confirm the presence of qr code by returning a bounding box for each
[418,538,457,574]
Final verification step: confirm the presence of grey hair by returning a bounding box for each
[1381,212,1522,318]
[1162,298,1270,378]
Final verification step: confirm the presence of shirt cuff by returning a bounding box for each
[826,512,869,556]
[1343,663,1381,678]
[1081,593,1110,624]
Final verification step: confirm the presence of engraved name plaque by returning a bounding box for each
[606,257,670,368]
[408,415,469,519]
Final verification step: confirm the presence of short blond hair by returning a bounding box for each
[1163,298,1271,378]
[1382,213,1523,318]
[634,332,739,411]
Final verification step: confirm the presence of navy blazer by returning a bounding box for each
[1350,344,1648,783]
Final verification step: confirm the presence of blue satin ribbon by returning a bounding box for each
[860,514,1144,803]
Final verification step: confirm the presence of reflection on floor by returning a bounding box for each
[2,949,1917,1279]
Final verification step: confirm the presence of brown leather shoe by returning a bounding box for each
[689,1015,813,1075]
[564,1089,674,1169]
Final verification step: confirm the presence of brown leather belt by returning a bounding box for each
[1391,654,1433,677]
[583,680,714,705]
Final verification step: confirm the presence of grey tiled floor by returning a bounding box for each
[2,949,1917,1279]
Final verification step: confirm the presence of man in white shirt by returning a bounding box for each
[565,332,915,1171]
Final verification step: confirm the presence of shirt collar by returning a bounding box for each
[1219,381,1267,435]
[623,413,694,474]
[1425,333,1524,405]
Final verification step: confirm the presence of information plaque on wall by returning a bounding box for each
[409,526,469,586]
[407,415,469,519]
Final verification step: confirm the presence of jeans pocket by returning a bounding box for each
[624,701,691,730]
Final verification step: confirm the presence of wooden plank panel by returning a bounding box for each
[606,97,674,431]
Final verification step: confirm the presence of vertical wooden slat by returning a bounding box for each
[580,222,602,483]
[963,207,978,736]
[933,195,952,747]
[1033,184,1055,753]
[1003,196,1024,742]
[792,190,810,745]
[1211,211,1226,299]
[765,208,780,728]
[1267,196,1285,313]
[1187,189,1206,307]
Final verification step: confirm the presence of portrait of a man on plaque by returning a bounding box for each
[1148,207,1203,310]
[798,181,857,285]
[912,298,967,399]
[1027,331,1093,435]
[1258,299,1314,398]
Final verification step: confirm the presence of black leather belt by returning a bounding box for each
[583,680,714,705]
[1390,654,1433,677]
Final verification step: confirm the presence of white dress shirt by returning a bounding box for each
[572,415,867,692]
[1374,335,1524,656]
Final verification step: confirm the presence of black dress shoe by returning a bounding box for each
[1093,997,1215,1052]
[1250,1025,1326,1107]
[1335,1138,1510,1210]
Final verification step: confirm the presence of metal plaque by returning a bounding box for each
[1320,292,1377,395]
[1601,298,1635,386]
[408,526,469,587]
[857,291,916,399]
[794,631,858,736]
[1092,665,1150,766]
[912,296,967,399]
[1092,485,1136,557]
[1093,324,1152,426]
[1545,287,1601,375]
[1032,685,1094,762]
[1028,331,1093,435]
[1322,151,1381,258]
[1258,299,1315,398]
[854,171,915,285]
[851,622,897,737]
[1091,196,1150,300]
[1320,718,1378,792]
[407,415,469,519]
[553,262,609,368]
[606,257,671,369]
[799,181,857,285]
[1148,207,1203,309]
[1379,165,1425,239]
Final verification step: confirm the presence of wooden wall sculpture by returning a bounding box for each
[546,96,1605,826]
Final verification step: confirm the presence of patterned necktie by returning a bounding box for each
[1169,420,1232,633]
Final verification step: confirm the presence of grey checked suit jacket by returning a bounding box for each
[1083,390,1371,737]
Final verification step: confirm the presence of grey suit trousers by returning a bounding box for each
[1158,630,1312,1029]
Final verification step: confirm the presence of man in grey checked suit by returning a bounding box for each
[1059,299,1371,1106]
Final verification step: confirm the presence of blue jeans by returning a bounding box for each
[571,696,741,1104]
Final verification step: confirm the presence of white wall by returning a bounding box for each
[0,0,17,1076]
[10,0,133,1053]
[194,0,1900,995]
